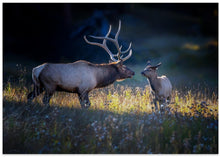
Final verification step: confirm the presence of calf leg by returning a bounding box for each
[159,99,166,112]
[151,92,158,111]
[153,98,159,111]
[165,96,171,113]
[78,91,91,109]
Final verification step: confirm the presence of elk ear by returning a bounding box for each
[117,60,123,66]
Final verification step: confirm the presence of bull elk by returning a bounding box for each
[27,20,135,108]
[141,61,172,111]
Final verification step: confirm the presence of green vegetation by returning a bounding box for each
[3,76,218,153]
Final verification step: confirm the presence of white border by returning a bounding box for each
[1,1,219,157]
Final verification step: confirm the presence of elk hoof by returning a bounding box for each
[81,104,90,109]
[27,99,33,104]
[85,104,91,109]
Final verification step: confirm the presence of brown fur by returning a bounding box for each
[141,62,172,111]
[27,60,134,108]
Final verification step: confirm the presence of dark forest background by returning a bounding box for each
[3,3,218,89]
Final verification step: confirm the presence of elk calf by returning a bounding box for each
[141,61,172,111]
[27,20,134,108]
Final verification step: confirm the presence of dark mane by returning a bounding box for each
[87,61,119,67]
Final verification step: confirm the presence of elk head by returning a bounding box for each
[84,20,135,80]
[141,61,162,78]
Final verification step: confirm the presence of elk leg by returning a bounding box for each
[78,92,91,109]
[27,85,36,102]
[43,91,53,106]
[27,85,43,103]
[167,96,171,104]
[27,91,35,102]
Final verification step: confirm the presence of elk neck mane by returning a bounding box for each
[89,62,119,88]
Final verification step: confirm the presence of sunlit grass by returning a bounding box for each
[3,81,218,153]
[4,82,217,117]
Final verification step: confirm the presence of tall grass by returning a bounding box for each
[3,65,218,153]
[3,79,218,153]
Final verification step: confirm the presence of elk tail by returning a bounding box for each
[32,64,46,96]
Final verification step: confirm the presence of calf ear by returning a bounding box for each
[147,60,151,66]
[151,62,162,70]
[145,60,152,69]
[156,62,162,68]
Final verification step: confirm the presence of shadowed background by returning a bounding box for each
[3,3,218,90]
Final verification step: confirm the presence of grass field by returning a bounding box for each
[3,3,218,154]
[3,69,218,154]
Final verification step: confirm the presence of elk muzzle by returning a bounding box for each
[131,71,135,77]
[127,69,135,78]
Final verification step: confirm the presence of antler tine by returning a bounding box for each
[106,24,112,37]
[115,20,121,41]
[89,36,118,46]
[121,49,132,62]
[102,25,110,50]
[121,42,132,54]
[102,24,118,59]
[84,25,118,62]
[84,20,132,62]
[84,35,104,48]
[89,20,121,52]
[84,37,118,62]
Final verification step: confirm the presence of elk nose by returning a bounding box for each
[132,71,135,75]
[141,71,144,75]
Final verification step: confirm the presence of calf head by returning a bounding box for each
[141,61,161,78]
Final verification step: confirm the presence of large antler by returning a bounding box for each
[84,20,132,62]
